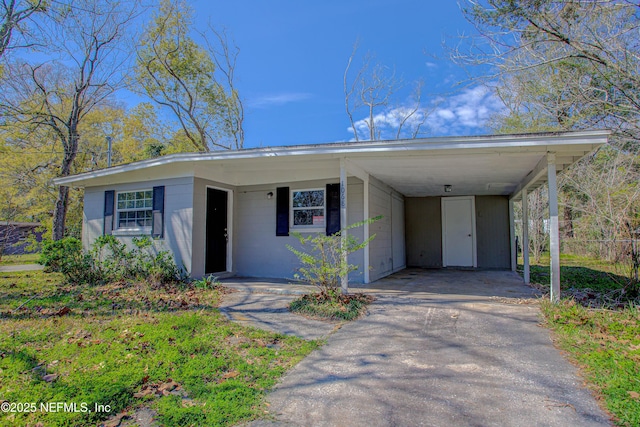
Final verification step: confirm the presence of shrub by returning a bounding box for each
[287,216,381,295]
[289,292,374,321]
[286,217,380,321]
[39,235,185,285]
[40,237,82,271]
[40,237,103,284]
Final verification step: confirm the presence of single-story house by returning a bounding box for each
[0,221,43,255]
[54,130,609,299]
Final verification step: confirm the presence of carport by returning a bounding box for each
[337,130,609,301]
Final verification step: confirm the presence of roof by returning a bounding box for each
[0,221,42,227]
[54,130,609,199]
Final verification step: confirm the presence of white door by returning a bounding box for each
[442,196,476,267]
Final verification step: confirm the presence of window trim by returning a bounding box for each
[114,189,154,233]
[290,187,326,232]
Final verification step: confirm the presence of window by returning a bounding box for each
[116,190,153,229]
[291,189,325,229]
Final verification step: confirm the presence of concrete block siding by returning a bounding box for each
[368,177,405,282]
[82,177,508,283]
[83,177,195,273]
[233,177,366,282]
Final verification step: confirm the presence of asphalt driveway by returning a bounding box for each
[222,271,611,427]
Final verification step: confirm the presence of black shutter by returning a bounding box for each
[152,186,165,238]
[103,190,115,235]
[326,183,340,235]
[276,187,289,236]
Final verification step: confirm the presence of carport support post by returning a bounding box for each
[340,158,349,293]
[509,199,516,271]
[547,153,561,302]
[522,188,530,284]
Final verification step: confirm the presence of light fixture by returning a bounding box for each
[444,185,452,193]
[267,191,274,199]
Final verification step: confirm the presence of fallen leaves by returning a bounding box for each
[2,280,223,320]
[133,379,183,398]
[42,374,58,382]
[99,411,129,427]
[220,370,240,380]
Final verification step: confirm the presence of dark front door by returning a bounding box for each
[205,188,228,274]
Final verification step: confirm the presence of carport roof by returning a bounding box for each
[54,130,609,198]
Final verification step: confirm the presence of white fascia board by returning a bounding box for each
[54,130,610,187]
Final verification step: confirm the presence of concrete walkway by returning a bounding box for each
[219,282,338,341]
[221,271,611,427]
[0,264,44,272]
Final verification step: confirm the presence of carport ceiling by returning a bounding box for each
[349,149,574,197]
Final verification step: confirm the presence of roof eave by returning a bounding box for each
[53,130,611,188]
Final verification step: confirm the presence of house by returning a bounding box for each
[54,130,609,298]
[0,221,43,256]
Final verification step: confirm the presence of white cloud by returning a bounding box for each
[349,106,434,140]
[436,109,455,120]
[247,92,312,109]
[346,85,505,141]
[425,85,505,135]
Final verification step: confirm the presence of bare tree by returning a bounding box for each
[133,0,244,151]
[0,0,141,240]
[455,0,640,146]
[202,25,244,150]
[561,149,640,260]
[0,0,46,58]
[528,187,548,264]
[344,43,429,141]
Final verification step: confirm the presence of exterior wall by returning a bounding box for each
[405,197,443,268]
[233,177,365,282]
[405,195,511,269]
[368,176,405,282]
[475,195,511,269]
[191,178,237,278]
[0,223,43,255]
[82,177,195,273]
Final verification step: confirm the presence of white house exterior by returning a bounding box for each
[55,131,609,294]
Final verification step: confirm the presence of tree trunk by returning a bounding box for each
[562,205,574,238]
[52,185,69,241]
[52,133,78,241]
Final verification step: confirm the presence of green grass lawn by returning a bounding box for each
[0,271,319,426]
[517,252,629,293]
[541,300,640,427]
[521,253,640,426]
[0,253,40,266]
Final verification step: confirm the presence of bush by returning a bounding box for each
[40,237,82,271]
[39,235,185,285]
[286,216,381,295]
[286,217,380,321]
[40,238,101,284]
[289,291,374,321]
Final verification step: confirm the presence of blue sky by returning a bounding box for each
[188,1,502,148]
